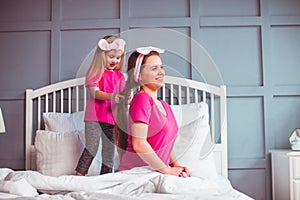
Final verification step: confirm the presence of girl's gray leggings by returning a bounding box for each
[76,121,115,175]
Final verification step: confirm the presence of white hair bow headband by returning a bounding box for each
[136,46,165,55]
[98,38,126,52]
[134,46,165,83]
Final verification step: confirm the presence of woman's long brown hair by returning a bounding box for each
[114,50,160,154]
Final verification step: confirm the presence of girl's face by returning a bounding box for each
[139,55,165,90]
[105,50,123,70]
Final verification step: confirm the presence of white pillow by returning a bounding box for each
[43,111,84,133]
[35,130,84,176]
[171,102,209,127]
[172,102,218,179]
[0,168,14,180]
[72,111,85,132]
[0,179,38,197]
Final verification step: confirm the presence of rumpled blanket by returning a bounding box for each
[0,167,254,200]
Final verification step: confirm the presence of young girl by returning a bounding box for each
[115,47,190,177]
[76,35,126,175]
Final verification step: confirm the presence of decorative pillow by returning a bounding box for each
[43,111,85,133]
[35,130,84,176]
[172,102,218,179]
[40,111,106,176]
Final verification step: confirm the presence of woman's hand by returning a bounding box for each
[179,166,191,177]
[168,164,191,177]
[169,153,191,177]
[158,166,185,176]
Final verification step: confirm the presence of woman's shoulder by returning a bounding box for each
[131,92,153,104]
[130,92,154,113]
[133,92,152,100]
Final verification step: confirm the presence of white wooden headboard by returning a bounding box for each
[25,76,227,177]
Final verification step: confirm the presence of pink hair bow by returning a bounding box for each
[134,46,165,82]
[98,38,126,52]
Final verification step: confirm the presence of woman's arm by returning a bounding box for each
[131,122,184,176]
[169,151,191,177]
[169,151,180,167]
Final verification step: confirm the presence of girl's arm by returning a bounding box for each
[88,86,123,102]
[131,122,184,176]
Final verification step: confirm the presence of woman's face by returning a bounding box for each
[139,55,165,90]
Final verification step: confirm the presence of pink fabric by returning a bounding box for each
[133,53,144,82]
[117,92,179,171]
[84,69,125,125]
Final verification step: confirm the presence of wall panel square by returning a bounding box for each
[61,0,120,20]
[198,0,260,17]
[229,169,265,200]
[272,96,300,148]
[228,97,265,159]
[129,0,190,18]
[161,27,191,78]
[60,29,120,80]
[0,31,50,98]
[125,27,191,78]
[201,27,262,86]
[271,26,300,86]
[0,100,24,169]
[0,0,51,22]
[270,0,300,16]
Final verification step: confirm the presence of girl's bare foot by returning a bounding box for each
[76,171,84,176]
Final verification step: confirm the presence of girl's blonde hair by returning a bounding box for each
[85,35,126,85]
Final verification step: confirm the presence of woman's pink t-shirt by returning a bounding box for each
[84,69,125,125]
[117,92,179,171]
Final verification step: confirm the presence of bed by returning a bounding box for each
[0,75,253,200]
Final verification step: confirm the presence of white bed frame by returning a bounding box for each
[25,76,227,177]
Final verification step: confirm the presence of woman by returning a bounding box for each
[115,46,190,177]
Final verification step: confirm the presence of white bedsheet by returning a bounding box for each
[0,167,253,200]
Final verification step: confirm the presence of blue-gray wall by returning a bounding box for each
[1,0,300,199]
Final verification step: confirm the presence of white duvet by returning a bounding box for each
[0,167,253,200]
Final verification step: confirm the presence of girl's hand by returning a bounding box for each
[113,94,124,103]
[125,94,132,104]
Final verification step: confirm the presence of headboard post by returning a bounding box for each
[220,85,228,178]
[25,89,33,170]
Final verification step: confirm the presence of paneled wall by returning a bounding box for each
[1,0,300,199]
